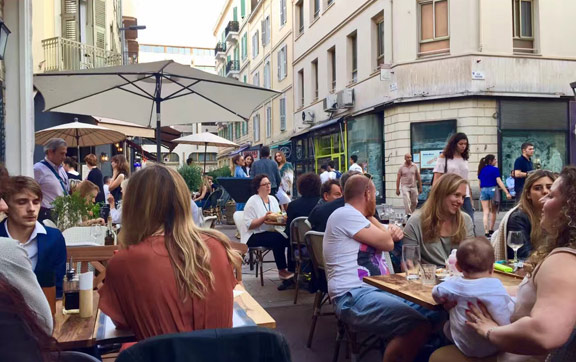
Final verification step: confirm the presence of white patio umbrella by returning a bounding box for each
[173,132,238,173]
[35,120,126,160]
[33,60,278,160]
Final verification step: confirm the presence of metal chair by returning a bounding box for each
[248,246,274,286]
[290,216,311,304]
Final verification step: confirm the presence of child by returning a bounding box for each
[432,237,514,358]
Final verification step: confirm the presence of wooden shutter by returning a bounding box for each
[241,0,246,18]
[94,0,106,49]
[62,0,79,41]
[233,7,238,21]
[261,20,266,45]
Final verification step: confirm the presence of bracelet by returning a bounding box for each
[485,327,496,341]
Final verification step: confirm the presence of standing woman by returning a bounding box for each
[274,151,294,210]
[433,133,475,223]
[243,154,254,176]
[109,154,130,203]
[232,155,248,212]
[477,154,512,237]
[84,153,105,203]
[63,157,81,180]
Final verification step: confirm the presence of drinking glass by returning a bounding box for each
[421,264,437,286]
[402,245,421,281]
[394,213,405,228]
[507,231,525,265]
[90,225,103,242]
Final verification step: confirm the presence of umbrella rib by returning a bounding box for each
[164,90,197,101]
[118,74,156,99]
[162,79,200,100]
[161,72,281,93]
[117,86,155,100]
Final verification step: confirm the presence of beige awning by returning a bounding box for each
[95,117,155,138]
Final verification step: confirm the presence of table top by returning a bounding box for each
[53,293,100,349]
[363,272,523,311]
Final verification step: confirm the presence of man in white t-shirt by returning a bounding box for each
[324,175,438,362]
[319,164,336,184]
[348,154,363,173]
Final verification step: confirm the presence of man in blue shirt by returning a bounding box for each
[250,146,282,196]
[513,142,534,197]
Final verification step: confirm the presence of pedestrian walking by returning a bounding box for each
[477,154,511,237]
[396,153,422,216]
[513,142,535,197]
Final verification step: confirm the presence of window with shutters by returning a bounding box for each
[266,106,272,138]
[312,59,318,101]
[241,0,246,18]
[296,1,304,34]
[252,31,259,58]
[328,46,336,92]
[348,31,358,83]
[313,0,320,19]
[263,59,271,89]
[512,0,534,53]
[242,119,248,136]
[62,0,79,41]
[418,0,449,56]
[241,33,248,61]
[298,69,304,107]
[253,72,260,87]
[235,122,241,139]
[279,98,286,132]
[277,45,287,81]
[261,17,270,47]
[94,0,106,49]
[254,114,260,142]
[374,15,385,67]
[280,0,287,26]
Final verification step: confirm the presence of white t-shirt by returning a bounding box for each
[323,204,391,299]
[243,194,283,239]
[349,163,363,173]
[103,185,110,204]
[432,277,515,358]
[320,171,336,184]
[433,156,470,197]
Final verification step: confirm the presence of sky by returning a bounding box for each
[129,0,227,48]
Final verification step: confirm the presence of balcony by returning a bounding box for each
[214,42,227,62]
[224,21,239,45]
[225,60,240,78]
[41,37,122,72]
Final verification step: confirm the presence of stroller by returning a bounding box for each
[202,184,231,224]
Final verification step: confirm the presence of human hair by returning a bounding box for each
[43,138,67,154]
[75,180,99,201]
[518,170,557,250]
[297,172,321,198]
[328,160,335,169]
[251,174,269,194]
[84,154,98,167]
[111,154,130,176]
[456,237,495,274]
[0,275,59,361]
[340,171,360,191]
[119,164,241,300]
[530,166,576,267]
[350,154,358,163]
[5,176,43,203]
[521,142,534,151]
[0,164,9,195]
[69,179,81,193]
[232,154,242,165]
[186,157,193,166]
[442,132,470,160]
[202,176,213,189]
[274,151,286,165]
[103,176,111,184]
[421,173,469,244]
[244,154,254,166]
[320,164,327,171]
[260,146,270,158]
[63,157,77,170]
[321,179,340,198]
[477,154,496,175]
[344,174,371,202]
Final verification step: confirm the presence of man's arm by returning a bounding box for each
[353,217,400,252]
[415,167,423,193]
[513,158,527,178]
[395,169,401,196]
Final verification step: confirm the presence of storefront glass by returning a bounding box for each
[501,130,567,175]
[410,120,457,201]
[348,114,383,198]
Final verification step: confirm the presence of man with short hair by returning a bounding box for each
[319,163,336,184]
[513,142,534,197]
[348,154,363,173]
[396,153,423,215]
[0,176,67,298]
[308,171,358,232]
[250,146,282,196]
[324,175,434,362]
[318,179,342,205]
[34,138,69,223]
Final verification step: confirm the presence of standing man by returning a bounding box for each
[513,142,534,197]
[250,146,282,196]
[396,153,423,216]
[348,154,363,173]
[33,138,69,223]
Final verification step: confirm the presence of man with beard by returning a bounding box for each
[323,175,437,362]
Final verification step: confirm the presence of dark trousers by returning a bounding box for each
[247,231,294,271]
[462,197,476,236]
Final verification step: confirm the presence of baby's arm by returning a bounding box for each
[432,284,448,304]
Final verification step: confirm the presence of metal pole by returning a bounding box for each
[155,74,162,163]
[203,142,208,174]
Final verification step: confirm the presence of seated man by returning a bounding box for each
[308,171,357,232]
[284,173,321,240]
[0,177,66,298]
[324,175,435,362]
[317,179,342,206]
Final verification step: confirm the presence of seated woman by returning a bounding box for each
[403,173,475,266]
[75,180,105,226]
[244,174,294,280]
[99,164,241,340]
[193,176,213,209]
[431,165,576,362]
[493,170,556,260]
[284,172,321,240]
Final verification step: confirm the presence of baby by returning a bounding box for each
[432,237,515,358]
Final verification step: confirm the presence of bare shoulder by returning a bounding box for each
[535,251,576,287]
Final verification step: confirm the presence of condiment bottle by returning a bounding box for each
[62,267,80,315]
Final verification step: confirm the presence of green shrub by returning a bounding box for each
[206,166,232,179]
[51,192,95,231]
[178,164,203,192]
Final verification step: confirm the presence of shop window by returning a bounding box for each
[348,115,383,198]
[501,131,567,177]
[418,0,450,57]
[512,0,534,53]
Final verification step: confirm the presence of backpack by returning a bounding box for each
[334,170,342,179]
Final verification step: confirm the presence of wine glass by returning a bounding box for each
[507,231,525,266]
[91,225,103,243]
[394,213,405,228]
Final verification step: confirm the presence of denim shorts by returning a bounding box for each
[333,286,442,339]
[480,187,496,201]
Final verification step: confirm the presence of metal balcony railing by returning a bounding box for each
[225,21,240,38]
[226,60,240,75]
[41,37,122,72]
[214,42,227,56]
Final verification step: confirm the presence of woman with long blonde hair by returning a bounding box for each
[403,173,475,266]
[99,164,241,340]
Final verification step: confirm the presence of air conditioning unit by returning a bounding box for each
[323,93,338,112]
[301,111,315,124]
[337,89,355,108]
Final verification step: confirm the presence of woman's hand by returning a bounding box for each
[264,211,276,222]
[505,192,512,200]
[465,301,500,339]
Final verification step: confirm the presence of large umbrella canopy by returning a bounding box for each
[35,120,125,147]
[173,132,238,172]
[34,60,279,158]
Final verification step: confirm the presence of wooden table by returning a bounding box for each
[363,272,523,311]
[52,293,101,349]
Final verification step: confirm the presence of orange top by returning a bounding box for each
[99,234,237,340]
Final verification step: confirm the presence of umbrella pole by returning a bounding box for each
[203,142,207,174]
[76,131,80,175]
[155,74,163,163]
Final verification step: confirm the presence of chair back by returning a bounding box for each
[63,226,106,246]
[383,251,395,275]
[305,231,325,271]
[42,219,58,229]
[230,241,248,282]
[116,326,292,362]
[66,245,118,289]
[201,216,218,229]
[233,211,249,244]
[289,216,310,261]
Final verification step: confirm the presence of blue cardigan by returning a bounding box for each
[0,220,67,298]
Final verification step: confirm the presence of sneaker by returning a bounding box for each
[278,271,295,280]
[277,279,295,291]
